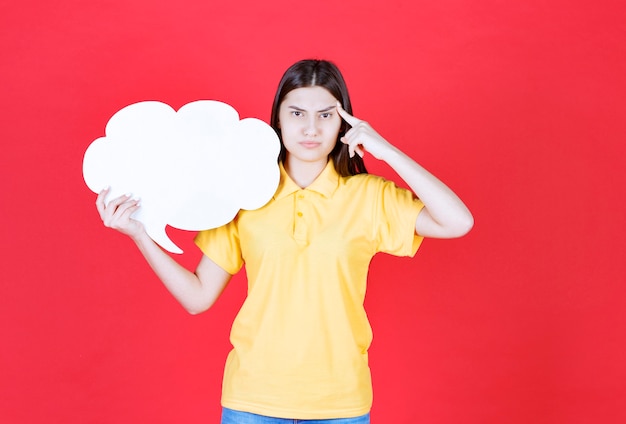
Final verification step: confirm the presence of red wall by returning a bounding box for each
[2,0,625,422]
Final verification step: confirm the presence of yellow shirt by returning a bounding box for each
[195,161,424,419]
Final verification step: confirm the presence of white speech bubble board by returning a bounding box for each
[83,100,280,254]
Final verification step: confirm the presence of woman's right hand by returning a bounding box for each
[95,187,146,240]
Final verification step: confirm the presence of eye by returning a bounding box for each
[320,112,332,119]
[291,111,303,117]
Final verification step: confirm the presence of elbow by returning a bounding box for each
[186,307,208,316]
[438,211,474,239]
[183,302,213,316]
[453,212,474,238]
[417,208,474,239]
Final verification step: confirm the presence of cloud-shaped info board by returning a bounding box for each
[83,100,280,254]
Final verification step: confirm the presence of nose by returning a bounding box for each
[303,117,318,137]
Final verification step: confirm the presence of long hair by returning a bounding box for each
[270,59,367,176]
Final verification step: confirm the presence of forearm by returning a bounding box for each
[381,145,474,238]
[132,232,223,314]
[336,104,473,238]
[96,190,230,313]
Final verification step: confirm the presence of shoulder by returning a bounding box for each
[336,174,411,209]
[342,172,387,188]
[340,173,420,213]
[341,173,403,194]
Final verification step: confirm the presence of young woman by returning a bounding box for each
[96,59,473,423]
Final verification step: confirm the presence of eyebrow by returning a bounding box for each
[287,105,337,113]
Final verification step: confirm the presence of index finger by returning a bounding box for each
[336,101,360,127]
[95,186,110,213]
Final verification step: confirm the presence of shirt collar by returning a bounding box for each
[274,161,340,200]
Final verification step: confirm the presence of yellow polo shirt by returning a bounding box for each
[195,161,424,419]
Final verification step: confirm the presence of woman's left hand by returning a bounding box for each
[336,102,396,161]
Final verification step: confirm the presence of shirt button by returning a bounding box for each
[297,212,303,217]
[298,194,305,199]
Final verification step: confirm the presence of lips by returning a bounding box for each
[299,141,321,148]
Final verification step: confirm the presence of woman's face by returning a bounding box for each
[278,86,341,170]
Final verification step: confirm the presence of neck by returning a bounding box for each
[284,157,328,188]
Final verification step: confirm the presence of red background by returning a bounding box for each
[1,0,625,422]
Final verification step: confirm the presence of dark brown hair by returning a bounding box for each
[270,59,367,176]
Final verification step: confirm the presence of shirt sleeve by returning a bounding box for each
[194,218,244,275]
[373,179,425,257]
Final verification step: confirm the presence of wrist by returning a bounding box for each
[379,143,403,164]
[131,228,152,246]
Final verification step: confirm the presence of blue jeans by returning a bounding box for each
[220,407,370,424]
